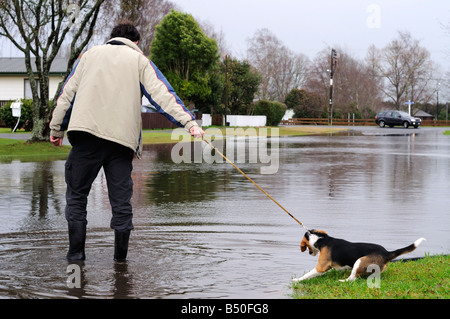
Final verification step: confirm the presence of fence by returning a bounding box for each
[141,113,178,129]
[421,119,450,126]
[2,112,448,129]
[280,118,450,127]
[280,118,373,126]
[0,112,185,129]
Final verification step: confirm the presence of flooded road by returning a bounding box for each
[0,126,448,299]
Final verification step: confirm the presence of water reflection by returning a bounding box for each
[0,161,66,233]
[145,164,220,204]
[65,261,133,299]
[0,128,449,298]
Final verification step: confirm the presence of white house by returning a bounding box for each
[0,57,67,106]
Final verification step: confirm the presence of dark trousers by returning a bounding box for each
[65,131,134,232]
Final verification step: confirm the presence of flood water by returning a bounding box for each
[0,126,448,299]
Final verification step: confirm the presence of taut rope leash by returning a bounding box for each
[201,137,309,231]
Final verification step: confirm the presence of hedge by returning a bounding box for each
[254,100,286,126]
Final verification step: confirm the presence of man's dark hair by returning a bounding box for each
[110,20,141,42]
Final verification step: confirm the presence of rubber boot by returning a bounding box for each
[66,221,87,261]
[114,230,131,262]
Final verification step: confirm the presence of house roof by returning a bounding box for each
[413,109,434,118]
[0,57,68,75]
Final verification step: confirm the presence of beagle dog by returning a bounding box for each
[293,229,425,282]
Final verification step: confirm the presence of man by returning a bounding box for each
[50,21,204,262]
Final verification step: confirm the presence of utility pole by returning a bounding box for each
[436,82,440,120]
[328,49,338,126]
[224,55,229,126]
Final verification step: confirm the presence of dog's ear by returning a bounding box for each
[300,236,308,252]
[300,240,306,252]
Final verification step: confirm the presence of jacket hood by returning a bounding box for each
[106,37,143,54]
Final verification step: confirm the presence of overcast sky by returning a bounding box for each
[172,0,450,74]
[0,1,448,98]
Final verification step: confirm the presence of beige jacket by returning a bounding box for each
[50,37,198,158]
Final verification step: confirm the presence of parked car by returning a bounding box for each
[375,110,422,128]
[141,104,157,113]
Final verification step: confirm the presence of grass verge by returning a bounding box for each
[142,126,348,144]
[0,138,71,162]
[291,254,449,299]
[0,126,347,160]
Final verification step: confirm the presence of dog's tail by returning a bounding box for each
[387,238,426,261]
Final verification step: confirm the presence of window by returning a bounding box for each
[24,78,40,99]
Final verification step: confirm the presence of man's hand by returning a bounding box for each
[190,126,205,138]
[50,136,63,147]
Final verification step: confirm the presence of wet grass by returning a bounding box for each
[142,129,180,144]
[0,128,16,133]
[0,126,348,162]
[0,138,71,162]
[142,126,349,144]
[291,254,449,299]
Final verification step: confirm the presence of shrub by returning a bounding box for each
[254,100,286,126]
[0,99,34,131]
[285,88,322,118]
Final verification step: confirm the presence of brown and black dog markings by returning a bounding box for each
[293,229,425,282]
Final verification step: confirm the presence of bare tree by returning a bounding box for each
[0,0,105,141]
[247,28,309,102]
[272,46,309,102]
[336,49,383,115]
[306,46,383,118]
[304,49,329,107]
[101,0,175,56]
[247,29,280,100]
[367,31,435,109]
[198,19,229,59]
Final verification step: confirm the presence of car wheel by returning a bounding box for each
[403,121,409,128]
[379,120,385,128]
